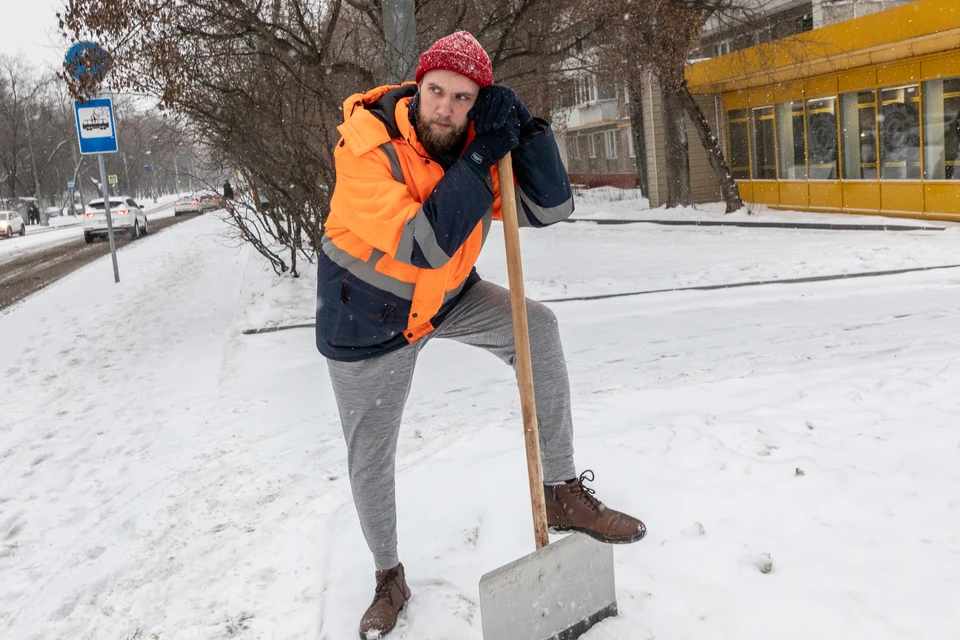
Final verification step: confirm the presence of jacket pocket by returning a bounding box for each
[331,278,400,347]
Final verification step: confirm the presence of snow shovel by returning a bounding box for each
[478,153,618,640]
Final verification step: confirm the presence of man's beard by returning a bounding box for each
[415,115,468,157]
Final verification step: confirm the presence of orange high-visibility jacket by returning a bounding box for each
[316,83,573,361]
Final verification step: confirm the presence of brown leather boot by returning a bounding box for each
[358,562,411,639]
[545,470,647,544]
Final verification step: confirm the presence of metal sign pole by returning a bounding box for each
[381,0,417,84]
[98,153,120,283]
[67,42,123,284]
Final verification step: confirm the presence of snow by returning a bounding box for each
[2,195,959,639]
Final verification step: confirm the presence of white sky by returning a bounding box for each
[2,1,70,70]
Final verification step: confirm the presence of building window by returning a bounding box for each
[604,130,618,159]
[806,97,839,179]
[840,90,878,180]
[576,76,598,104]
[726,109,751,179]
[880,85,921,179]
[750,105,777,179]
[623,85,630,104]
[597,78,617,101]
[588,134,597,158]
[923,77,960,180]
[627,127,636,158]
[776,100,807,179]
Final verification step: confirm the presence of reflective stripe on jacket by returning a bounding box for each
[316,83,574,361]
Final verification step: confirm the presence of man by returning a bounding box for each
[317,31,647,638]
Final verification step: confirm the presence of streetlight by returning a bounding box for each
[173,151,181,196]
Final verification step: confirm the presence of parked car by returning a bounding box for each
[0,210,26,238]
[62,202,84,216]
[197,192,221,212]
[83,197,149,243]
[43,206,62,219]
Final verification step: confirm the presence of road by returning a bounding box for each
[0,212,195,312]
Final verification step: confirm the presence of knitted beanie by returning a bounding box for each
[414,31,493,88]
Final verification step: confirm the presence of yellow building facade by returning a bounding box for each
[686,0,960,221]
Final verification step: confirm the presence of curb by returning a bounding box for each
[566,218,947,231]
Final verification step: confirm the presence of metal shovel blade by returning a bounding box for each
[479,533,617,640]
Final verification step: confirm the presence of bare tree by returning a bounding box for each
[0,56,41,200]
[588,0,744,212]
[58,0,595,274]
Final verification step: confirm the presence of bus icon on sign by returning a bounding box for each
[82,108,111,131]
[77,106,114,139]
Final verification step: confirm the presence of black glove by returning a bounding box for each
[463,116,520,177]
[469,85,522,135]
[515,98,532,127]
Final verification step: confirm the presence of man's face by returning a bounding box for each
[416,69,479,155]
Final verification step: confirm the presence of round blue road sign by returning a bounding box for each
[64,41,110,85]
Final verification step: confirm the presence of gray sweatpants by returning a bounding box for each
[326,280,577,570]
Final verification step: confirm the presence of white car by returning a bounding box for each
[174,196,202,215]
[83,197,149,243]
[0,210,26,238]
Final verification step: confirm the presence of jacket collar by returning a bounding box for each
[338,83,420,156]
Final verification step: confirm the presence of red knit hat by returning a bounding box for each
[415,31,493,88]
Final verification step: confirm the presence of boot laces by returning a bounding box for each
[373,569,399,605]
[571,470,603,511]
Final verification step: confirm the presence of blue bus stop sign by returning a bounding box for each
[75,97,118,155]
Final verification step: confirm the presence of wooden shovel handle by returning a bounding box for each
[497,152,549,551]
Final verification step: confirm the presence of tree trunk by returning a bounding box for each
[627,75,649,199]
[677,80,742,214]
[659,75,691,208]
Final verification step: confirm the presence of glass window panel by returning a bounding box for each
[923,78,960,180]
[840,90,878,180]
[597,78,617,101]
[776,100,806,179]
[726,109,751,179]
[750,106,776,179]
[806,97,839,179]
[604,130,618,159]
[879,84,921,179]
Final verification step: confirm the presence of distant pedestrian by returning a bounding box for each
[27,203,40,225]
[222,181,234,200]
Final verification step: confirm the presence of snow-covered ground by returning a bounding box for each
[0,196,181,263]
[1,194,959,640]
